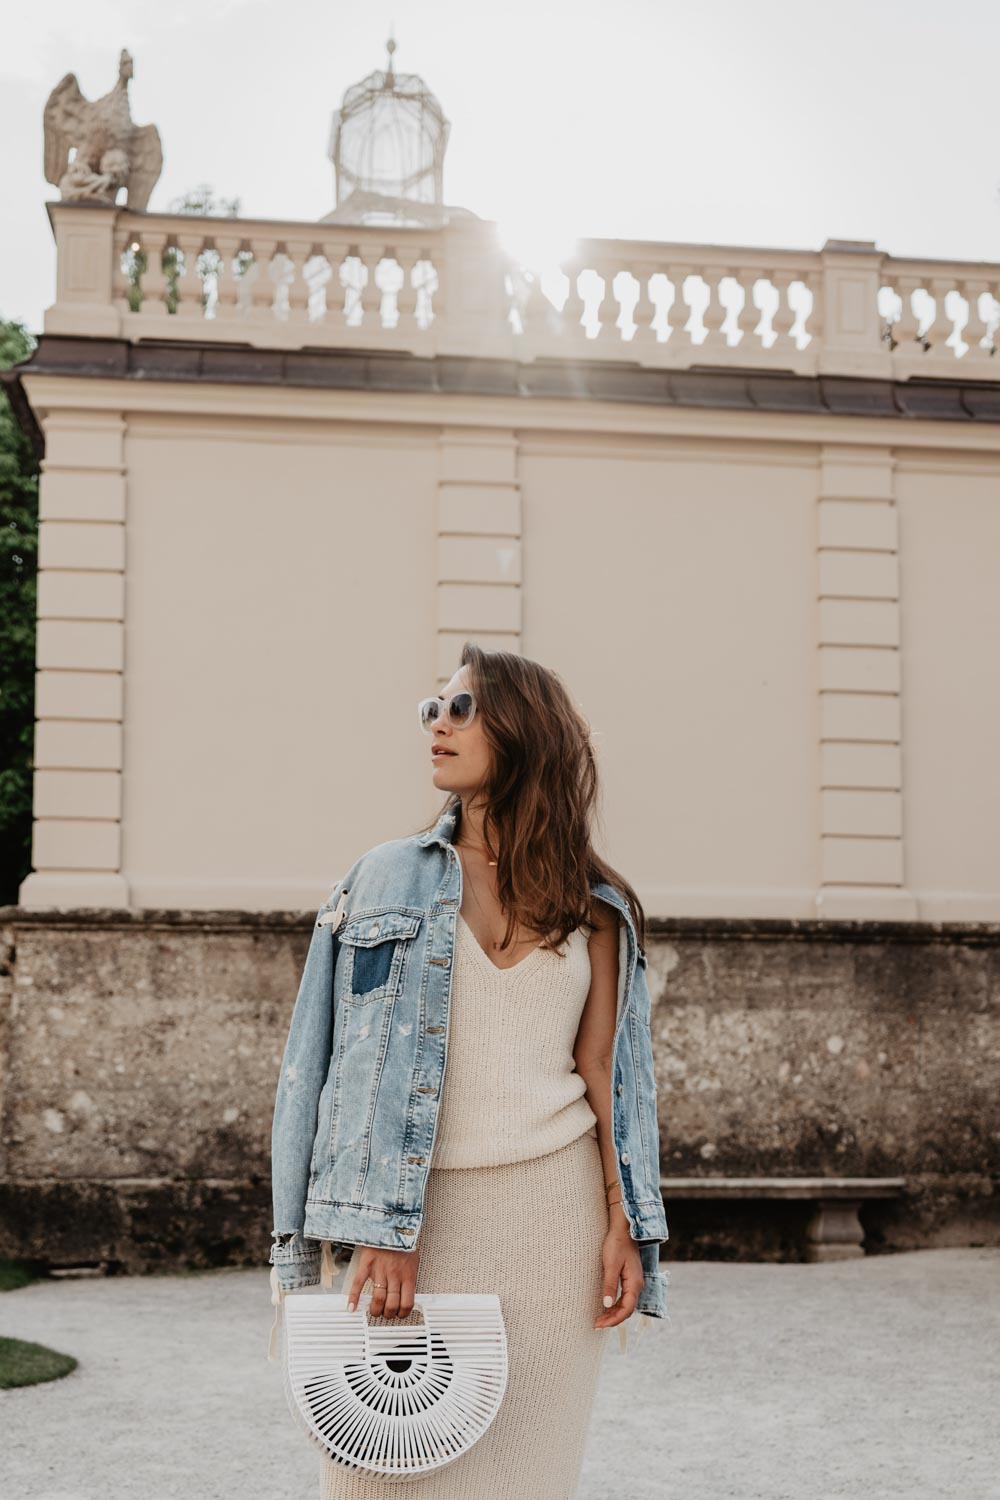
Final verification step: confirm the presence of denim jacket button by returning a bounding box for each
[620,1151,631,1165]
[369,923,380,936]
[616,1082,624,1096]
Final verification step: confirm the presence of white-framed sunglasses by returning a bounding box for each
[417,690,478,734]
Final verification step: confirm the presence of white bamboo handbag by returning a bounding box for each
[271,1275,508,1482]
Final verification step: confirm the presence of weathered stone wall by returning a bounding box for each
[0,909,996,1273]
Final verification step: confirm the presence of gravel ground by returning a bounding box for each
[1,1247,997,1500]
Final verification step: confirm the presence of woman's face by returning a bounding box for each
[428,666,491,797]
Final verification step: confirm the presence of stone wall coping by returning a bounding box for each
[662,1176,907,1198]
[1,906,998,945]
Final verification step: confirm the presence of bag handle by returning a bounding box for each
[355,1293,428,1365]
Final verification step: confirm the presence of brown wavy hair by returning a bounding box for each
[414,642,646,957]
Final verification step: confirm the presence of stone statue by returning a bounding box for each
[43,48,162,210]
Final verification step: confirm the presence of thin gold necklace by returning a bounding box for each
[456,841,539,953]
[454,834,496,866]
[455,840,499,943]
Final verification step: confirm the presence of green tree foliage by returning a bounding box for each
[0,319,39,906]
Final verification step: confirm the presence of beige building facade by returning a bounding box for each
[2,201,998,1271]
[8,203,1000,924]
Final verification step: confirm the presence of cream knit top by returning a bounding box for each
[430,901,599,1169]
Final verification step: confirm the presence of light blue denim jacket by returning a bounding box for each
[269,801,670,1319]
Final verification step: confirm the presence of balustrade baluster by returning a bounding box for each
[988,283,1000,356]
[560,260,586,340]
[283,238,315,327]
[136,230,169,315]
[174,231,206,321]
[631,264,658,347]
[247,238,278,320]
[736,272,760,351]
[358,248,384,329]
[394,247,420,326]
[114,225,136,313]
[887,275,922,350]
[421,247,440,326]
[924,277,955,355]
[666,267,690,351]
[961,280,991,363]
[590,263,617,343]
[521,272,552,338]
[213,234,245,323]
[320,241,350,328]
[805,271,823,348]
[701,269,728,351]
[770,271,795,352]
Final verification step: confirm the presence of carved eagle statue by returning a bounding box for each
[43,48,162,210]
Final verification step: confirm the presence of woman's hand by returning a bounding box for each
[593,1204,644,1329]
[347,1246,421,1320]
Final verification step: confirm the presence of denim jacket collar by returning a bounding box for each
[416,800,639,947]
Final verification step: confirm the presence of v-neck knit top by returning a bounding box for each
[430,908,599,1169]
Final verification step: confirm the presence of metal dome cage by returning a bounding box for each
[327,39,450,228]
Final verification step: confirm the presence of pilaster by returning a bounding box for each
[815,445,916,919]
[19,409,129,909]
[435,428,521,683]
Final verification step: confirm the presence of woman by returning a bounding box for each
[269,643,669,1498]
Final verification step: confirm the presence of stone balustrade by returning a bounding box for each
[44,201,1000,381]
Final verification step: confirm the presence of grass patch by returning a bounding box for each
[0,1335,77,1389]
[0,1258,42,1292]
[0,1260,78,1388]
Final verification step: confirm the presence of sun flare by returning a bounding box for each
[495,216,580,273]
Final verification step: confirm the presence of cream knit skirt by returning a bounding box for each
[317,1127,609,1500]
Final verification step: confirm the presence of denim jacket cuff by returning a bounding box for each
[636,1237,670,1319]
[269,1230,321,1292]
[635,1266,670,1319]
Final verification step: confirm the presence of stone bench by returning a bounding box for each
[661,1176,907,1260]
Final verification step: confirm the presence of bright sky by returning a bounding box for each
[2,0,999,336]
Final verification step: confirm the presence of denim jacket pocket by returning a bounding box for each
[337,909,422,1005]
